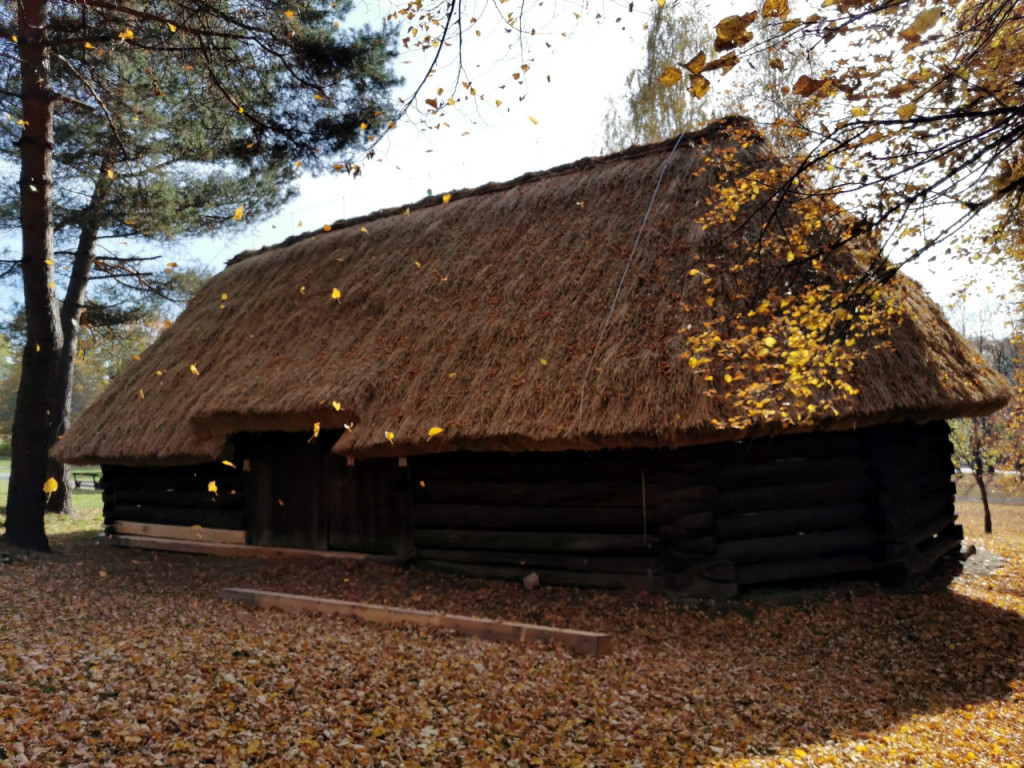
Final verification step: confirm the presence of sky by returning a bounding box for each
[176,0,1015,330]
[1,0,1015,333]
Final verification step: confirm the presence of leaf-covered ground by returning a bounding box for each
[3,500,1024,767]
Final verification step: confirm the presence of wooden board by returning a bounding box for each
[113,521,245,544]
[412,503,658,534]
[108,535,405,563]
[220,587,611,656]
[413,528,657,555]
[109,505,246,530]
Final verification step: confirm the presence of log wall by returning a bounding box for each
[101,463,247,534]
[409,420,961,596]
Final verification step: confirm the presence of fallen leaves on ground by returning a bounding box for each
[2,518,1023,766]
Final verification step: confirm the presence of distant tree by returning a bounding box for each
[604,1,812,153]
[0,333,17,453]
[1,0,399,551]
[696,0,1024,270]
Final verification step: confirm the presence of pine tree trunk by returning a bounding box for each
[44,172,109,516]
[4,0,58,552]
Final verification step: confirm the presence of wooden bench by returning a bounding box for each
[72,472,102,489]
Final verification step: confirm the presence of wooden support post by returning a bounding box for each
[220,588,612,656]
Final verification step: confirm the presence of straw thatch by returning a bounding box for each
[55,117,1010,466]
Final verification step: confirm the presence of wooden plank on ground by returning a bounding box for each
[108,535,405,563]
[220,587,612,657]
[113,521,245,544]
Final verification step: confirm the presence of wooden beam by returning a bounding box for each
[220,587,612,657]
[108,535,405,563]
[113,522,245,544]
[413,528,657,555]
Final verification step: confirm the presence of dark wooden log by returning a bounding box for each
[734,555,880,585]
[665,576,739,600]
[717,525,882,564]
[871,449,953,486]
[416,548,660,574]
[413,528,657,555]
[886,512,958,551]
[109,504,246,530]
[411,451,651,484]
[714,456,870,490]
[100,466,244,493]
[883,489,956,535]
[659,511,715,534]
[645,483,718,507]
[722,429,866,464]
[106,488,244,510]
[879,480,956,516]
[685,559,736,581]
[412,503,670,533]
[714,479,873,516]
[714,502,876,540]
[660,535,717,554]
[417,560,662,590]
[414,480,643,507]
[905,525,963,575]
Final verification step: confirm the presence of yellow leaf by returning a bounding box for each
[168,23,177,32]
[689,74,710,99]
[166,261,178,268]
[106,169,114,179]
[761,0,789,18]
[208,481,218,494]
[222,460,236,468]
[331,287,341,300]
[900,7,942,41]
[495,99,502,107]
[528,115,538,124]
[323,224,332,232]
[138,389,144,399]
[284,10,295,17]
[780,19,800,32]
[43,477,58,494]
[715,12,757,49]
[705,296,715,306]
[658,67,683,86]
[221,293,228,301]
[763,336,777,348]
[384,430,395,444]
[233,206,243,220]
[332,401,342,411]
[119,29,133,40]
[314,93,323,101]
[133,354,141,360]
[238,106,244,113]
[84,42,95,49]
[540,358,548,366]
[851,106,868,117]
[360,226,368,233]
[190,363,200,375]
[442,193,452,204]
[312,422,320,438]
[685,52,706,74]
[427,426,444,440]
[897,103,917,120]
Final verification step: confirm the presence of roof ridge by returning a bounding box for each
[227,115,760,267]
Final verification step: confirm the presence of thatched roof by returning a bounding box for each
[55,117,1010,466]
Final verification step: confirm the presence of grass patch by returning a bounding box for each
[0,462,105,540]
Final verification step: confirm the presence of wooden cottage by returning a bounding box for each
[55,117,1010,598]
